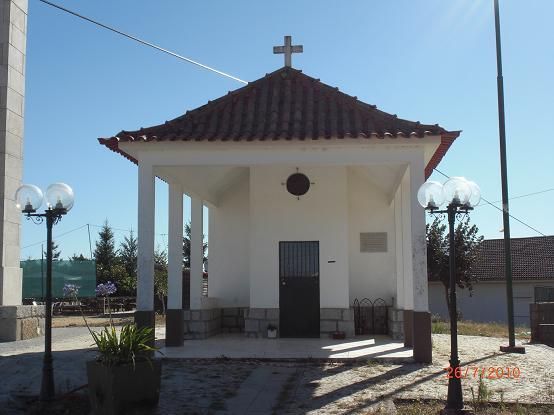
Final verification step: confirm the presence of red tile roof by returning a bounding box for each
[99,67,460,177]
[472,236,554,281]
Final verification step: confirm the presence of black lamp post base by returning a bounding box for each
[440,408,474,415]
[500,345,525,354]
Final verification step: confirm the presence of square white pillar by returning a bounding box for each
[393,187,405,310]
[167,183,183,310]
[137,162,155,312]
[409,157,428,313]
[401,169,414,312]
[190,196,203,310]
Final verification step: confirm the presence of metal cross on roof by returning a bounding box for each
[273,36,303,68]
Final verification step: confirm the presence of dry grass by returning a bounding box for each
[394,399,554,415]
[52,314,166,328]
[431,319,530,340]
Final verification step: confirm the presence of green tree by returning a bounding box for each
[69,253,87,261]
[183,222,208,268]
[426,216,484,312]
[44,241,61,261]
[117,230,138,296]
[94,220,118,284]
[119,230,138,281]
[154,247,168,314]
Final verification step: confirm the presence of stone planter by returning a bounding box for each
[267,328,278,338]
[86,359,161,415]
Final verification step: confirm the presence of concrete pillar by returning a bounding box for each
[392,184,405,341]
[409,155,432,363]
[166,182,184,346]
[394,185,405,311]
[0,1,44,343]
[400,169,414,348]
[190,196,203,310]
[0,0,27,307]
[136,161,155,329]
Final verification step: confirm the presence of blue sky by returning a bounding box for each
[21,0,554,259]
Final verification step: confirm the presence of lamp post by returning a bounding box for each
[418,177,481,414]
[15,183,75,401]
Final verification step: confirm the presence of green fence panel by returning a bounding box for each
[21,259,96,298]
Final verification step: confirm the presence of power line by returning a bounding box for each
[37,0,248,85]
[485,188,554,204]
[88,223,167,237]
[21,224,88,249]
[433,168,546,236]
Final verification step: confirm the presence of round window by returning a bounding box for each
[286,173,310,196]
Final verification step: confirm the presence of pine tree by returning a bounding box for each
[182,222,208,268]
[154,247,168,314]
[119,230,138,280]
[44,241,61,261]
[70,253,87,261]
[94,220,117,284]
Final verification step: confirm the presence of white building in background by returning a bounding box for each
[429,236,554,326]
[100,63,460,363]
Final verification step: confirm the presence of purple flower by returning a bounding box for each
[95,281,117,297]
[63,283,80,297]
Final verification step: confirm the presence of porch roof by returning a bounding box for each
[99,67,460,178]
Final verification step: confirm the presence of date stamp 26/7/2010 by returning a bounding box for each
[444,366,521,380]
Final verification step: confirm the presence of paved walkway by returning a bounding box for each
[159,333,413,361]
[1,328,551,413]
[218,365,296,414]
[0,327,412,361]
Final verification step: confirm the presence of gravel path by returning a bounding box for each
[0,332,551,414]
[278,334,554,414]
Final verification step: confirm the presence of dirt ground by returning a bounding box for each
[51,314,166,328]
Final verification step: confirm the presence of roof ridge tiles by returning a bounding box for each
[99,65,460,176]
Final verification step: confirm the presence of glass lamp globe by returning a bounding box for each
[442,177,471,206]
[15,184,43,213]
[45,183,74,211]
[417,181,444,209]
[465,180,481,207]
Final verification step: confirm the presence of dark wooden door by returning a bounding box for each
[279,241,320,338]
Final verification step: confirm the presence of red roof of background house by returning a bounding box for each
[99,67,460,178]
[472,236,554,281]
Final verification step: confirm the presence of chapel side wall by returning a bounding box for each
[249,165,349,309]
[208,176,250,307]
[428,280,541,326]
[347,169,396,305]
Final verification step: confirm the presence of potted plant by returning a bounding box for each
[67,282,162,415]
[332,330,346,340]
[267,324,278,338]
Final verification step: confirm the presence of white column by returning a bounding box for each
[409,155,428,312]
[401,169,414,312]
[0,0,27,306]
[167,183,183,310]
[394,187,405,310]
[190,196,203,310]
[137,162,155,311]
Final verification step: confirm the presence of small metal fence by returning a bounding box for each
[353,298,389,335]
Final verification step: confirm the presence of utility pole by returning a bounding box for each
[494,0,525,354]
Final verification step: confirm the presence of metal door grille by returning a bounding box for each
[279,241,319,278]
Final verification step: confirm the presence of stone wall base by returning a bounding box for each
[388,307,404,341]
[221,307,247,333]
[244,308,279,338]
[184,309,221,339]
[320,308,355,338]
[403,309,413,347]
[413,311,432,363]
[0,305,45,342]
[179,307,357,340]
[530,302,554,344]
